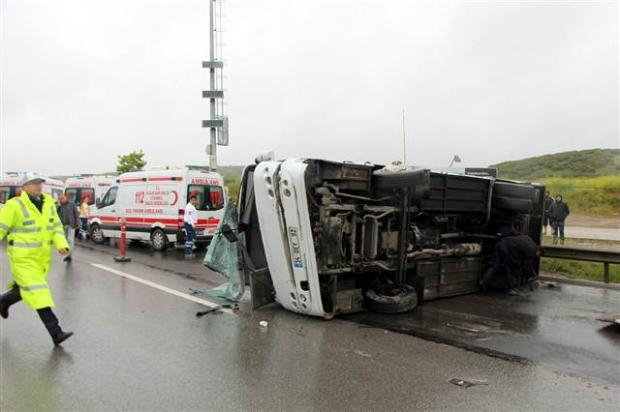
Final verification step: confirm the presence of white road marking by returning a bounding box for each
[91,263,232,314]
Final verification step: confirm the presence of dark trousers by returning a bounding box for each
[184,223,196,256]
[482,241,514,292]
[553,220,565,239]
[0,285,62,338]
[79,217,88,239]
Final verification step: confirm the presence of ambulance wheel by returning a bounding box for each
[90,224,105,244]
[150,228,168,251]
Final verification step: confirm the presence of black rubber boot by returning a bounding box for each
[0,285,22,319]
[38,308,73,345]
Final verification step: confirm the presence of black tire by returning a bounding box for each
[365,284,418,314]
[150,228,168,251]
[493,182,538,201]
[372,169,430,197]
[90,223,105,244]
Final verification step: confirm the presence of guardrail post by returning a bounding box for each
[604,263,610,284]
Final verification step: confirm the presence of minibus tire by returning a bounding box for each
[372,169,430,198]
[365,284,418,314]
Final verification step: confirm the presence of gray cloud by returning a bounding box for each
[1,0,618,175]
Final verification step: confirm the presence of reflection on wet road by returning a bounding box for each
[347,284,620,385]
[1,243,619,410]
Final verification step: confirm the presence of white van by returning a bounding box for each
[0,172,65,206]
[89,166,226,251]
[64,175,117,211]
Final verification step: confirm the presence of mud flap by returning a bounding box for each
[249,267,275,310]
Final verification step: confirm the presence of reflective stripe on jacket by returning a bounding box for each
[0,192,70,310]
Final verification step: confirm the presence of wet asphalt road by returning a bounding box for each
[1,242,619,411]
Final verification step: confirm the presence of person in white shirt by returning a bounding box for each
[184,195,199,257]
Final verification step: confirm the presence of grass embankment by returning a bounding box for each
[493,148,620,180]
[538,175,620,217]
[541,259,620,283]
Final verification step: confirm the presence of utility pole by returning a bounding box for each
[202,0,228,170]
[402,109,407,166]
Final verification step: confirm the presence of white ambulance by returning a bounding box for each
[64,175,117,211]
[0,172,65,207]
[89,166,226,251]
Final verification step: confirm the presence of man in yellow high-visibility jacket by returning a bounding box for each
[0,172,74,346]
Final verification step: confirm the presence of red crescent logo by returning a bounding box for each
[170,190,179,206]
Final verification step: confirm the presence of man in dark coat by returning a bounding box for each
[57,194,80,262]
[549,194,570,245]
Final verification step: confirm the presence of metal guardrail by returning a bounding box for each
[541,245,620,283]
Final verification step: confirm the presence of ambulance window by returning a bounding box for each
[187,185,225,211]
[0,187,10,204]
[101,187,118,208]
[81,189,95,205]
[65,188,96,205]
[65,188,79,204]
[0,186,20,204]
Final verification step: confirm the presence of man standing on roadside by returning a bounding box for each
[543,190,554,235]
[184,195,199,258]
[549,194,570,245]
[0,173,74,346]
[57,193,81,262]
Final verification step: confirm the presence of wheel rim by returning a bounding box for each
[92,226,103,242]
[152,231,165,249]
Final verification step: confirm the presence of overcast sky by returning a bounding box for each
[1,0,618,175]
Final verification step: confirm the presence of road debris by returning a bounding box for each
[259,320,269,328]
[446,323,481,334]
[449,378,488,388]
[353,350,372,358]
[195,306,223,317]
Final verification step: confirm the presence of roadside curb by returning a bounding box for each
[539,274,620,291]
